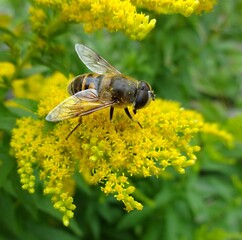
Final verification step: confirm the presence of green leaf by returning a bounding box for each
[117,207,153,230]
[0,102,17,131]
[26,223,81,240]
[143,219,162,240]
[20,66,49,78]
[0,190,21,237]
[12,98,38,113]
[74,173,92,196]
[0,116,16,132]
[7,106,37,118]
[0,153,14,188]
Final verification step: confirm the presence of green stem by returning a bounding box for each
[133,188,155,207]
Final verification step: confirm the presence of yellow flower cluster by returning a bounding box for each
[132,0,217,17]
[34,0,156,40]
[33,0,216,40]
[202,123,234,147]
[10,72,232,226]
[0,62,15,89]
[12,74,48,100]
[29,7,47,34]
[0,62,15,79]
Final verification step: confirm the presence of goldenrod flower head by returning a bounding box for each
[195,0,217,14]
[12,74,47,100]
[202,123,234,147]
[132,0,217,17]
[0,14,11,28]
[10,72,232,226]
[33,0,217,40]
[0,62,15,78]
[29,7,47,33]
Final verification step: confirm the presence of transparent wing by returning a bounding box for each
[75,43,121,75]
[46,89,116,122]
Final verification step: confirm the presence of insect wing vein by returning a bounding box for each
[46,89,116,122]
[75,43,121,75]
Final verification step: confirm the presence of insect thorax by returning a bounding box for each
[107,75,138,106]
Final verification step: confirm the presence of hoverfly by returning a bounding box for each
[46,44,155,139]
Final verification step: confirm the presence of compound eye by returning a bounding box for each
[134,81,154,109]
[140,81,151,91]
[134,90,149,109]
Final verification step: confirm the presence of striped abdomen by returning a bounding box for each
[68,73,104,95]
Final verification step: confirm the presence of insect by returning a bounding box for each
[46,43,155,139]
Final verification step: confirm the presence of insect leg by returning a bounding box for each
[110,106,114,120]
[124,108,143,129]
[66,117,82,140]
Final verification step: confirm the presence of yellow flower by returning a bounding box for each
[33,0,217,40]
[202,123,234,147]
[12,74,46,100]
[0,62,15,78]
[0,62,15,88]
[132,0,217,17]
[195,0,217,14]
[0,14,11,28]
[10,72,232,226]
[29,6,47,33]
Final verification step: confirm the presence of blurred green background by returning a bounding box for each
[1,1,242,239]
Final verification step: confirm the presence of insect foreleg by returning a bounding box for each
[66,117,82,140]
[110,107,114,120]
[124,108,143,129]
